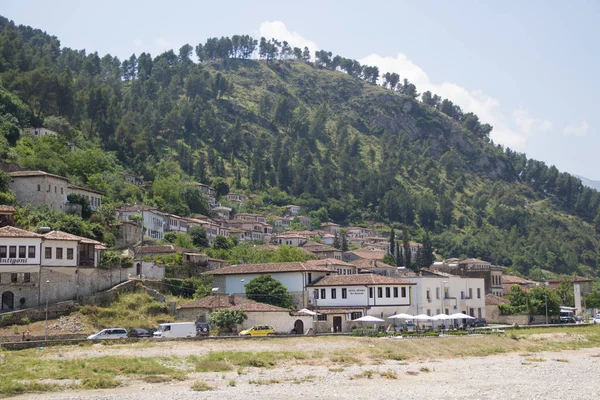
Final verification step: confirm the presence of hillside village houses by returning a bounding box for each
[21,127,58,137]
[9,171,103,215]
[0,226,119,311]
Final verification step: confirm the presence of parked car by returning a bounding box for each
[196,322,210,337]
[87,328,128,340]
[153,322,197,338]
[593,314,600,324]
[127,328,153,338]
[239,325,275,337]
[467,318,487,327]
[560,316,576,324]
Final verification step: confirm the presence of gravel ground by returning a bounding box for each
[15,345,600,400]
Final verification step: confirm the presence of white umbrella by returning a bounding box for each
[413,314,433,321]
[387,313,414,320]
[297,308,318,316]
[432,313,450,320]
[353,315,385,322]
[450,312,475,319]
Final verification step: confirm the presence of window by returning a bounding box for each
[350,312,362,320]
[28,246,36,258]
[18,246,26,258]
[369,288,373,298]
[0,246,6,257]
[45,247,52,259]
[9,246,16,258]
[314,289,319,300]
[461,291,465,299]
[427,309,431,316]
[56,248,63,259]
[67,248,74,260]
[393,287,398,298]
[24,273,30,283]
[11,273,18,283]
[385,287,391,298]
[317,314,328,321]
[436,287,440,299]
[468,288,473,299]
[426,289,431,300]
[377,287,383,298]
[320,289,326,299]
[401,287,406,297]
[37,184,41,191]
[477,288,481,299]
[61,187,63,194]
[342,288,347,299]
[47,184,51,192]
[331,289,336,299]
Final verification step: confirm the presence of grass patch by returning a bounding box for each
[328,367,345,372]
[553,359,569,363]
[330,353,361,365]
[199,351,307,369]
[525,357,546,362]
[419,367,431,373]
[228,379,236,386]
[191,380,213,391]
[380,370,398,379]
[142,375,174,383]
[249,378,284,385]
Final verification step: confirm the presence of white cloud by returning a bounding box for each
[259,21,318,56]
[133,39,144,49]
[563,121,590,137]
[257,21,552,150]
[155,38,171,53]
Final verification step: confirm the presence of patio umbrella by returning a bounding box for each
[387,313,414,320]
[449,312,475,319]
[432,313,450,320]
[412,314,433,321]
[353,315,385,322]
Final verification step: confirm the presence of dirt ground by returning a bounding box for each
[7,336,600,400]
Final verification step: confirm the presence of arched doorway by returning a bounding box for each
[294,319,304,334]
[136,263,142,277]
[1,291,14,310]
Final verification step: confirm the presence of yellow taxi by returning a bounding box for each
[238,325,275,337]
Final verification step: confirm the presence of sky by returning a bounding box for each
[3,1,599,179]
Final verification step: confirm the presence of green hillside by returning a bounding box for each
[0,16,599,279]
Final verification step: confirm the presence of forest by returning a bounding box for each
[1,15,600,280]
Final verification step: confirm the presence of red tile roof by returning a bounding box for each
[317,308,366,314]
[349,259,395,270]
[503,275,536,285]
[43,231,102,244]
[306,258,355,267]
[548,275,592,283]
[140,245,188,254]
[0,205,16,213]
[347,250,387,260]
[0,226,44,238]
[459,258,490,265]
[485,293,509,306]
[203,262,330,275]
[308,274,415,287]
[177,295,289,312]
[9,170,68,181]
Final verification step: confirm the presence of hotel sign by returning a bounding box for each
[348,288,366,295]
[0,258,28,265]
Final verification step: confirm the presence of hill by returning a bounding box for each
[1,15,599,279]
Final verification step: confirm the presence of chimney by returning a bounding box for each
[228,293,235,305]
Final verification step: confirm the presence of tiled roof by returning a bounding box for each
[67,184,104,195]
[177,295,289,312]
[0,205,16,213]
[321,222,340,227]
[203,262,330,275]
[459,258,490,265]
[305,258,355,267]
[485,293,509,306]
[308,274,415,287]
[9,170,68,181]
[317,308,366,314]
[502,275,535,285]
[43,231,102,245]
[140,245,188,253]
[347,250,387,260]
[0,226,44,238]
[348,259,395,270]
[548,275,593,283]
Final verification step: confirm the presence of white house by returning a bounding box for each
[284,205,301,217]
[117,206,166,240]
[307,274,416,333]
[22,127,58,137]
[402,272,486,319]
[203,262,332,309]
[273,233,309,247]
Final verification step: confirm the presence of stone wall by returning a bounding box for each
[9,175,69,211]
[0,301,77,327]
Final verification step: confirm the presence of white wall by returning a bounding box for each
[41,239,78,267]
[226,271,308,293]
[310,284,412,308]
[0,238,42,266]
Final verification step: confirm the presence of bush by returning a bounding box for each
[351,327,379,337]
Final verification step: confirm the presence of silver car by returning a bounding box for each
[593,314,600,324]
[87,328,128,340]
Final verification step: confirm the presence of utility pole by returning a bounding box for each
[44,280,50,341]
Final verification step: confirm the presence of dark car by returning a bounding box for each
[127,328,153,338]
[560,316,576,324]
[196,322,210,336]
[467,318,487,327]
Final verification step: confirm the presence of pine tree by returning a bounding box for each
[333,232,340,249]
[422,232,435,267]
[402,227,412,270]
[389,228,395,256]
[396,242,402,267]
[340,229,348,252]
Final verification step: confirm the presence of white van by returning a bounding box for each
[153,322,197,338]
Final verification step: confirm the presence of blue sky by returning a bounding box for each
[3,1,599,179]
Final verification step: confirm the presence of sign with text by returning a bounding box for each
[0,258,28,265]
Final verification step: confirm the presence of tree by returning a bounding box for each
[188,226,209,248]
[213,235,231,250]
[555,279,574,307]
[208,309,248,334]
[389,228,395,256]
[340,229,348,251]
[333,232,340,249]
[421,232,435,267]
[402,227,412,270]
[245,275,293,309]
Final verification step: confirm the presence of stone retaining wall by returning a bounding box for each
[0,301,78,327]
